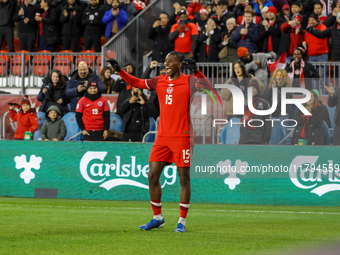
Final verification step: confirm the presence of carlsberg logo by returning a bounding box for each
[80,151,176,190]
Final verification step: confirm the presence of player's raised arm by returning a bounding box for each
[106,59,156,90]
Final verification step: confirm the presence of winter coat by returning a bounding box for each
[303,24,329,56]
[285,61,320,90]
[291,104,327,145]
[328,85,340,126]
[198,26,221,62]
[40,105,67,141]
[259,16,285,54]
[13,2,39,33]
[239,96,272,144]
[147,22,173,63]
[82,5,103,35]
[37,76,70,116]
[9,109,39,140]
[65,68,105,112]
[231,22,259,53]
[120,2,137,21]
[59,4,83,36]
[280,22,304,56]
[252,0,273,18]
[0,0,17,27]
[41,7,61,46]
[102,8,128,37]
[218,29,238,63]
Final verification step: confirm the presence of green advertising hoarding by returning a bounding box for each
[1,141,340,206]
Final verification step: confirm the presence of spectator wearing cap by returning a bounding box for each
[192,7,209,31]
[169,9,199,58]
[280,4,291,19]
[169,2,188,26]
[214,0,235,28]
[259,6,285,54]
[9,96,39,140]
[281,13,304,63]
[260,6,268,20]
[147,12,173,63]
[271,0,289,14]
[236,2,261,25]
[218,17,238,62]
[198,16,221,62]
[231,10,260,53]
[252,0,273,19]
[76,81,110,141]
[238,46,276,85]
[285,47,319,90]
[239,80,272,145]
[0,0,17,52]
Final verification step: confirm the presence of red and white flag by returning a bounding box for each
[267,52,287,74]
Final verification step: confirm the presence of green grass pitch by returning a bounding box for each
[1,197,340,255]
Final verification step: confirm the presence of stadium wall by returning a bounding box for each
[1,140,340,206]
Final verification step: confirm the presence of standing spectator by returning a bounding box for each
[35,0,60,52]
[218,17,238,62]
[280,4,291,19]
[0,0,16,52]
[238,46,276,85]
[285,47,319,90]
[76,81,110,141]
[13,0,39,52]
[198,17,221,62]
[325,83,340,145]
[99,66,115,94]
[9,96,39,140]
[40,105,67,141]
[65,61,105,112]
[271,0,289,14]
[253,0,273,19]
[187,0,201,19]
[102,0,128,41]
[120,0,137,21]
[234,0,249,18]
[313,1,327,25]
[231,10,260,53]
[169,9,199,58]
[261,6,268,20]
[324,3,340,27]
[214,0,235,29]
[259,6,285,54]
[228,0,237,13]
[37,70,69,116]
[239,80,271,144]
[117,87,157,142]
[147,12,173,63]
[100,0,113,13]
[236,3,261,25]
[82,0,104,52]
[60,0,83,52]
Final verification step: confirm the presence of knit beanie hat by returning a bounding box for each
[267,6,277,16]
[237,47,248,58]
[21,95,31,108]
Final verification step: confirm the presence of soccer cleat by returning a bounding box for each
[174,223,186,232]
[139,219,165,230]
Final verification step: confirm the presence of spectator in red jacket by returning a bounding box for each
[236,2,261,25]
[9,96,39,140]
[187,0,201,19]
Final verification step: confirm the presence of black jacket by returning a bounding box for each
[41,7,61,46]
[198,26,221,62]
[285,61,319,90]
[0,0,17,27]
[82,5,103,35]
[328,85,340,126]
[291,104,327,145]
[147,23,173,63]
[259,16,284,54]
[239,96,272,144]
[13,3,39,33]
[60,4,83,35]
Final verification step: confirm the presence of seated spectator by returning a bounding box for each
[119,0,137,21]
[112,62,136,117]
[82,0,104,52]
[65,61,105,112]
[263,69,293,118]
[99,66,115,94]
[169,9,199,58]
[236,2,261,25]
[291,90,329,145]
[198,16,221,62]
[325,83,340,145]
[239,80,271,144]
[147,12,173,63]
[231,10,259,53]
[60,0,83,52]
[285,47,319,90]
[35,0,60,52]
[253,0,273,19]
[220,61,265,119]
[238,46,276,85]
[0,0,17,52]
[117,87,157,142]
[280,13,304,63]
[13,0,39,52]
[40,105,67,141]
[9,96,39,140]
[103,0,128,41]
[213,0,235,29]
[37,70,69,116]
[218,17,238,63]
[76,81,110,141]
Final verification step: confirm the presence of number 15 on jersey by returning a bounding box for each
[166,94,172,105]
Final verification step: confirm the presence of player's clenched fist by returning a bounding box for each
[182,58,197,74]
[106,58,121,71]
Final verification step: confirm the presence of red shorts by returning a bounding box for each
[149,136,193,167]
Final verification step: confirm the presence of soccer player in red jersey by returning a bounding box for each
[107,52,220,232]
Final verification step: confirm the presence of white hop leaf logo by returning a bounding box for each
[14,155,42,184]
[218,159,248,190]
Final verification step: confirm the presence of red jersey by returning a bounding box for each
[170,23,199,53]
[76,96,110,131]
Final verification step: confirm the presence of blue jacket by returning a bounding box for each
[253,0,273,18]
[102,8,128,37]
[65,68,105,112]
[231,22,259,53]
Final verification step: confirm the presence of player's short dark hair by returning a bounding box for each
[167,51,185,63]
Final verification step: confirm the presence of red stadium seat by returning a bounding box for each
[76,50,97,68]
[54,51,74,76]
[33,50,51,76]
[0,50,10,76]
[11,50,30,76]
